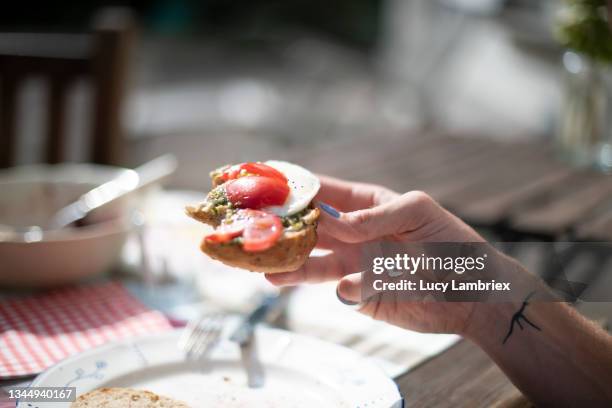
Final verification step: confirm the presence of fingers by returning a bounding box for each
[314,231,340,250]
[314,230,348,250]
[316,175,398,212]
[336,272,362,304]
[265,252,352,286]
[316,175,371,211]
[318,190,439,243]
[337,273,387,321]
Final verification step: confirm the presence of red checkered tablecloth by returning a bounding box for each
[0,282,172,378]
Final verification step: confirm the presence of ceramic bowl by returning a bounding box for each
[0,164,136,288]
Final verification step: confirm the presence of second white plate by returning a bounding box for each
[26,328,402,407]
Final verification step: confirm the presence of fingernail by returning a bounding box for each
[319,202,340,218]
[336,287,359,306]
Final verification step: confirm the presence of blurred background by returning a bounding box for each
[1,0,612,317]
[0,0,577,187]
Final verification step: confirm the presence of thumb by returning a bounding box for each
[336,272,363,304]
[318,191,435,243]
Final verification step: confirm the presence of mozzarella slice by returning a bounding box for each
[263,160,320,216]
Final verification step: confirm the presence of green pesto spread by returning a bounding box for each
[206,187,310,232]
[281,209,310,231]
[204,186,234,218]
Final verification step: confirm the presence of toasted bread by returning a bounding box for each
[201,208,319,273]
[71,387,190,408]
[185,203,221,227]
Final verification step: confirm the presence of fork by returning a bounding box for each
[178,313,226,359]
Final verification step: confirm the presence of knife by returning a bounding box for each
[229,291,290,388]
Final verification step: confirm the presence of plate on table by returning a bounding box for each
[25,328,402,407]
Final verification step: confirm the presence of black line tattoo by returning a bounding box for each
[503,291,541,345]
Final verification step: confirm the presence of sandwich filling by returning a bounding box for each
[203,186,315,232]
[197,161,320,252]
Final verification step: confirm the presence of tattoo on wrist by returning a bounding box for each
[503,291,541,345]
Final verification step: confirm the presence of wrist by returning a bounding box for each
[460,250,536,346]
[462,302,516,346]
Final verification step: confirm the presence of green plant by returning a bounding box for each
[556,0,612,64]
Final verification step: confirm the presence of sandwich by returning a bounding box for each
[186,161,320,273]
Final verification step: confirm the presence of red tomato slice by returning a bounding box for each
[220,162,287,183]
[240,163,287,183]
[218,165,242,182]
[204,209,283,252]
[224,176,289,209]
[241,210,282,252]
[204,219,246,243]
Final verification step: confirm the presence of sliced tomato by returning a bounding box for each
[224,176,289,209]
[241,210,282,252]
[204,218,247,243]
[240,162,287,183]
[204,209,283,252]
[218,164,242,182]
[219,162,287,183]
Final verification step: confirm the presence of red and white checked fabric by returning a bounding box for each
[0,282,172,378]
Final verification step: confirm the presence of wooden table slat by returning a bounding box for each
[424,143,551,203]
[574,206,612,241]
[458,168,573,225]
[349,137,493,182]
[298,133,443,176]
[359,139,508,192]
[510,175,612,236]
[397,340,529,408]
[442,158,563,208]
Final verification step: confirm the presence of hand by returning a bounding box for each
[268,177,612,406]
[266,175,510,336]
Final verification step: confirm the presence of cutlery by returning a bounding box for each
[179,313,226,360]
[230,290,292,388]
[48,154,177,230]
[5,155,177,238]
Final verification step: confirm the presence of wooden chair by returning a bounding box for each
[0,8,135,168]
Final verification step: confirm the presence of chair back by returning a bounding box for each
[0,8,134,168]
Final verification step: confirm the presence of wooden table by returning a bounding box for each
[287,132,612,243]
[397,340,531,408]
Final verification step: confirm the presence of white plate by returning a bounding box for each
[25,328,402,408]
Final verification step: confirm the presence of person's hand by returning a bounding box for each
[265,175,514,336]
[274,182,612,406]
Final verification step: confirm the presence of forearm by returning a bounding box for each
[465,293,612,406]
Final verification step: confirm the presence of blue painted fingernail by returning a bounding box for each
[336,287,359,306]
[319,202,340,218]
